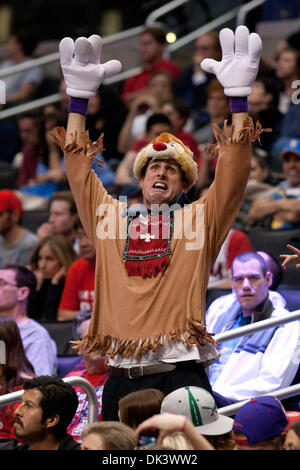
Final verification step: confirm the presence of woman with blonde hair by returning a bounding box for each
[0,314,35,438]
[30,234,78,321]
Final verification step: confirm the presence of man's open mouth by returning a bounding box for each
[152,182,168,190]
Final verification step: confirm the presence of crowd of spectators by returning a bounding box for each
[0,20,300,451]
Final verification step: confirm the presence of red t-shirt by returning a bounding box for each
[59,258,95,312]
[66,369,108,442]
[121,59,180,102]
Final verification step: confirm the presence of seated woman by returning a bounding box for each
[0,314,35,439]
[118,388,165,430]
[30,234,78,321]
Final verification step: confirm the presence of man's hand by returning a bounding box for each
[280,244,300,270]
[201,25,262,97]
[59,35,122,98]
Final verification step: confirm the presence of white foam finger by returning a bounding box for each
[74,37,91,65]
[219,28,234,58]
[235,25,249,57]
[102,59,122,78]
[59,37,74,66]
[248,33,263,63]
[88,34,103,64]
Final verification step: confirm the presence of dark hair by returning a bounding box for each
[119,388,165,430]
[3,264,37,315]
[256,251,283,289]
[23,376,78,440]
[231,251,267,276]
[13,29,38,56]
[142,26,167,45]
[146,113,172,133]
[163,98,191,121]
[0,314,35,394]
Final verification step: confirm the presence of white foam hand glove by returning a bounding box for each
[59,34,122,99]
[201,25,262,97]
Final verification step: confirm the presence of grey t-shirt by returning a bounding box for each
[18,318,57,376]
[0,229,37,268]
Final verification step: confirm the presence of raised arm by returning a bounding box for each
[280,243,300,270]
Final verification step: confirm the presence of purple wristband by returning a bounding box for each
[68,97,89,116]
[229,97,248,113]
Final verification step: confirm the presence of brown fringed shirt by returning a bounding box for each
[51,119,265,361]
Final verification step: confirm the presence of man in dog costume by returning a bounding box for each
[51,26,266,420]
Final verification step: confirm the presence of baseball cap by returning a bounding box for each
[160,386,233,435]
[232,396,288,445]
[280,138,300,160]
[0,190,23,215]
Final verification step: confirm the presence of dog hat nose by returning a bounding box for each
[153,141,167,151]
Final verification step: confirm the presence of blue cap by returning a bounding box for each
[232,396,288,445]
[280,138,300,159]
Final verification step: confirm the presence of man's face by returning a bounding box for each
[284,428,300,450]
[14,389,46,442]
[139,32,164,63]
[18,117,40,147]
[195,34,219,61]
[248,82,271,114]
[0,269,20,311]
[231,259,271,315]
[161,103,185,133]
[77,228,96,260]
[140,159,189,208]
[207,91,229,119]
[276,50,298,79]
[282,153,300,188]
[48,200,76,236]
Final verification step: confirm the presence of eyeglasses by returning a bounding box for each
[0,279,18,288]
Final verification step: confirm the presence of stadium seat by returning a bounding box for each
[40,320,76,356]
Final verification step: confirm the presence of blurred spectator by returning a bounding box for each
[284,419,300,450]
[206,252,300,404]
[0,190,37,268]
[0,265,57,376]
[121,26,180,105]
[248,78,282,153]
[36,191,79,248]
[256,250,283,291]
[248,139,300,229]
[0,313,35,439]
[118,388,165,430]
[30,234,78,321]
[118,71,174,155]
[86,84,127,162]
[66,311,108,442]
[14,113,66,210]
[160,386,234,450]
[115,113,172,187]
[275,47,300,115]
[58,220,95,321]
[208,228,253,289]
[8,376,80,450]
[232,396,288,450]
[193,79,230,146]
[81,422,137,450]
[160,98,203,170]
[175,31,221,112]
[0,30,42,105]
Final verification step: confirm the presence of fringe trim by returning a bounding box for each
[49,126,105,167]
[71,319,216,360]
[208,118,272,158]
[125,256,170,277]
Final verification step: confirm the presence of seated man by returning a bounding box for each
[0,376,80,450]
[247,139,300,229]
[0,190,37,268]
[206,251,300,403]
[58,219,96,321]
[0,264,57,376]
